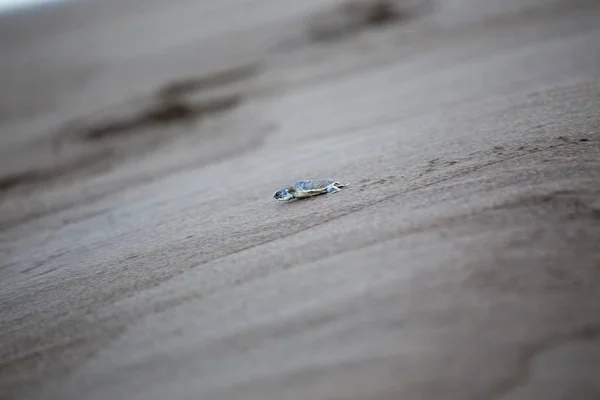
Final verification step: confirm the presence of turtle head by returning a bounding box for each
[274,187,296,201]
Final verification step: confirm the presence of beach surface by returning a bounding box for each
[1,0,599,399]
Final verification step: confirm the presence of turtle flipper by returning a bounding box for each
[326,183,342,194]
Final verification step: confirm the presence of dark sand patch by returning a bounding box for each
[306,0,433,42]
[81,95,241,141]
[0,150,115,193]
[158,64,260,99]
[0,60,262,196]
[0,94,241,195]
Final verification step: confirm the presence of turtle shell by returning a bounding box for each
[292,179,336,192]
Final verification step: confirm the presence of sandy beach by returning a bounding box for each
[1,0,599,399]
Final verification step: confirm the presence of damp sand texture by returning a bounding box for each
[1,1,600,399]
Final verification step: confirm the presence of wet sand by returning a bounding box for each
[1,0,600,399]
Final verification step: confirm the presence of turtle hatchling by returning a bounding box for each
[273,179,349,201]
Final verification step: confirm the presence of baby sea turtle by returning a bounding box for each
[274,179,349,201]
